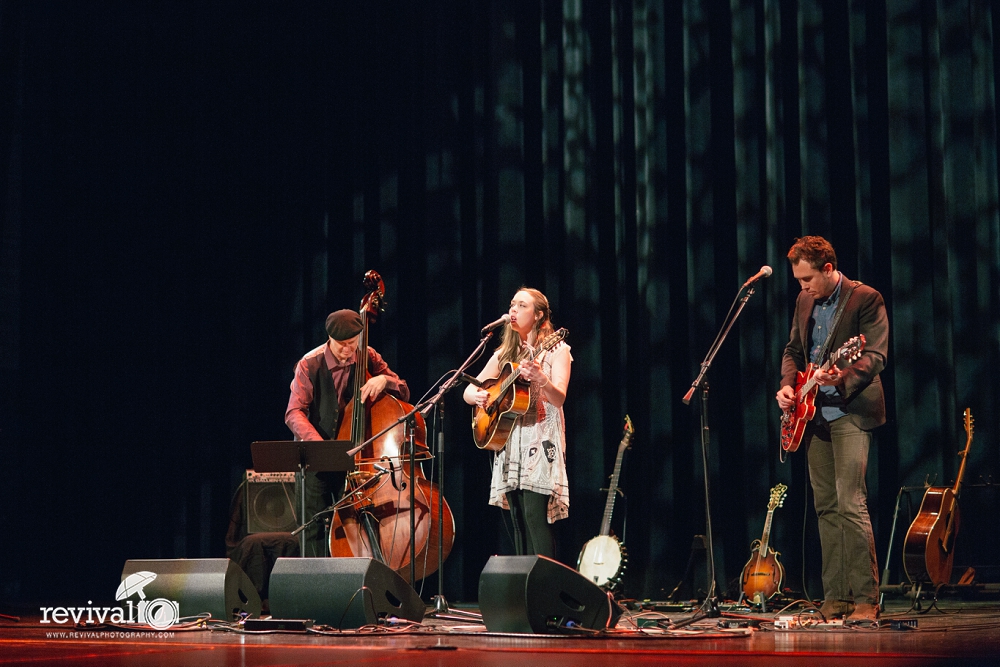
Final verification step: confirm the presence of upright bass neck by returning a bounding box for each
[349,309,370,444]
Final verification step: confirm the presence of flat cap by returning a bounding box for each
[325,309,364,340]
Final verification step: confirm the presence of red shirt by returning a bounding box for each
[284,342,409,440]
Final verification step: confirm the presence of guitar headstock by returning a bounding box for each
[833,335,866,369]
[537,328,569,355]
[964,407,974,439]
[768,483,788,511]
[619,415,634,453]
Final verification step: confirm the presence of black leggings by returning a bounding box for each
[505,489,555,558]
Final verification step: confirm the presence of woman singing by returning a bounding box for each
[463,287,572,557]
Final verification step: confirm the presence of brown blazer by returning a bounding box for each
[780,277,888,431]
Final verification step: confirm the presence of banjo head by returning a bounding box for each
[577,535,626,590]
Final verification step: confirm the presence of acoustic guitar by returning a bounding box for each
[471,328,568,451]
[577,416,634,590]
[780,335,866,452]
[903,408,974,586]
[740,483,787,606]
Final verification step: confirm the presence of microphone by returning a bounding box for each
[743,265,772,287]
[481,313,511,335]
[460,373,483,388]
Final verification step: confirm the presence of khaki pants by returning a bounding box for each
[806,417,880,604]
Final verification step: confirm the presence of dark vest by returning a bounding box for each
[308,354,355,438]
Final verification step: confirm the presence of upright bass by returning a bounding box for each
[328,271,455,582]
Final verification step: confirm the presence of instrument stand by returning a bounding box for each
[878,483,929,609]
[430,402,447,613]
[668,596,720,630]
[680,283,760,621]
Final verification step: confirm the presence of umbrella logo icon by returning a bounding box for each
[115,571,179,630]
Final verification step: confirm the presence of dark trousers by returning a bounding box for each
[506,489,555,558]
[302,470,346,557]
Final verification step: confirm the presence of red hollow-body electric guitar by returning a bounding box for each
[779,335,866,452]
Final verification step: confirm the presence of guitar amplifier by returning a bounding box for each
[244,470,298,534]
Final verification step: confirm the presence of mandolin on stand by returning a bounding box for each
[740,483,787,607]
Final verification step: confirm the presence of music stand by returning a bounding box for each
[250,440,356,556]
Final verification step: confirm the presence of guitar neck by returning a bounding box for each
[797,355,838,400]
[497,365,524,395]
[952,421,973,496]
[497,336,558,395]
[953,451,970,496]
[759,509,775,556]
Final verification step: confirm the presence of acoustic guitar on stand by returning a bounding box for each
[780,335,866,452]
[577,416,634,590]
[471,328,568,451]
[740,483,787,607]
[903,408,974,586]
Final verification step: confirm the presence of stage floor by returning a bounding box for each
[1,598,998,666]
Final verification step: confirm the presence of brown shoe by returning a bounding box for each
[847,602,879,624]
[819,599,854,620]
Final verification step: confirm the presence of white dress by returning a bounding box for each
[488,343,572,523]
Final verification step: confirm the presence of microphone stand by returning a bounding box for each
[420,331,497,621]
[673,282,760,629]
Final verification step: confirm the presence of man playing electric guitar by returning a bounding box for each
[774,236,889,624]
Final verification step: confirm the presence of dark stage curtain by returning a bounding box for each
[1,0,997,605]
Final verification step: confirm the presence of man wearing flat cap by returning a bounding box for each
[284,309,410,555]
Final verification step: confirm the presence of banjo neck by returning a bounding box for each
[598,416,634,536]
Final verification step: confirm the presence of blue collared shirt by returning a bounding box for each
[809,275,847,422]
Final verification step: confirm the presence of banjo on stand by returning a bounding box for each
[577,416,634,590]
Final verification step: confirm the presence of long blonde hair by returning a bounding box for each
[497,287,555,365]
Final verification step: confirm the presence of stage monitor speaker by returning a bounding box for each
[245,469,298,534]
[478,555,612,634]
[268,557,424,629]
[120,558,261,621]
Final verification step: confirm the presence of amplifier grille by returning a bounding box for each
[244,469,298,534]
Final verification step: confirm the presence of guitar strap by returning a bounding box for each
[816,279,859,364]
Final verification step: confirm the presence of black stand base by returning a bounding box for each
[427,594,482,620]
[667,596,720,630]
